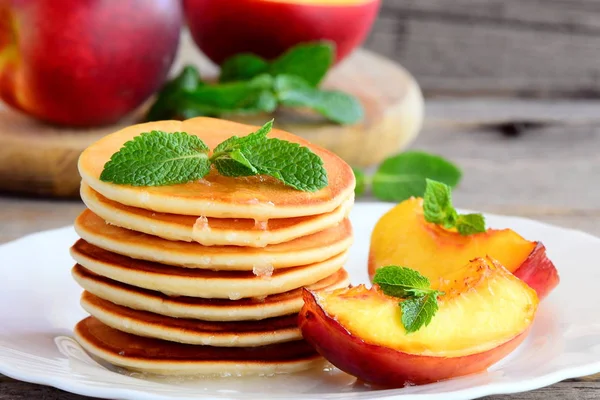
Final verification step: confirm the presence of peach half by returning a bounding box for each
[368,198,559,299]
[299,257,539,386]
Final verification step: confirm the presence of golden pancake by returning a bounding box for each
[73,265,349,321]
[74,210,353,270]
[75,317,323,376]
[80,292,301,347]
[80,183,353,247]
[78,117,355,219]
[71,240,347,299]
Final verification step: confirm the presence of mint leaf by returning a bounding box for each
[423,179,486,235]
[229,149,258,173]
[353,168,368,197]
[456,213,486,235]
[423,179,458,229]
[269,42,334,86]
[373,266,432,298]
[210,120,327,191]
[100,119,327,192]
[401,292,440,334]
[100,131,210,186]
[147,66,203,121]
[220,54,269,83]
[212,119,273,155]
[211,120,274,177]
[372,151,462,202]
[235,137,328,192]
[179,74,276,115]
[373,265,442,333]
[275,75,363,125]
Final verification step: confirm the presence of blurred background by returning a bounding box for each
[1,0,599,240]
[369,0,600,98]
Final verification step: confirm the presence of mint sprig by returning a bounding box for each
[268,42,333,86]
[373,266,443,334]
[146,41,363,125]
[220,54,269,83]
[147,66,204,121]
[354,151,462,202]
[99,120,328,192]
[423,179,486,235]
[219,42,333,86]
[274,75,364,125]
[99,131,210,186]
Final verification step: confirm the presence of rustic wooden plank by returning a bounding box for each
[0,380,95,400]
[0,377,598,400]
[482,381,600,399]
[424,99,600,128]
[364,0,600,96]
[382,0,600,29]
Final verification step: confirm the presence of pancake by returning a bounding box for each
[80,182,354,247]
[74,210,353,270]
[75,317,323,376]
[78,117,355,219]
[80,292,301,347]
[71,240,348,299]
[73,265,350,321]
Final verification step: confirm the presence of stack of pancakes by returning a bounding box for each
[70,117,355,376]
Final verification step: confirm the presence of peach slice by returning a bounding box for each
[299,257,539,386]
[368,198,559,299]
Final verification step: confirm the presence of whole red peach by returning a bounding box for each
[0,0,182,126]
[183,0,381,64]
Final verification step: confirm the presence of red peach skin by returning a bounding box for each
[299,289,529,387]
[513,243,559,300]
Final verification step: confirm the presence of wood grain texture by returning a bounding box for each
[1,100,599,398]
[365,0,600,97]
[424,98,600,129]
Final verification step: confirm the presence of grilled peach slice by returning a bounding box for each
[368,198,559,299]
[299,257,539,386]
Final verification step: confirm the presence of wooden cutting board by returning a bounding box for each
[0,48,423,198]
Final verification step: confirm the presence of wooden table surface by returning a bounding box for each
[1,98,600,399]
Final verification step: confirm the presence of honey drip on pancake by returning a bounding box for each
[254,219,269,231]
[253,263,274,278]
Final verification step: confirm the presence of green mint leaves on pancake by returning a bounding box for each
[147,41,364,125]
[100,120,328,192]
[274,75,364,125]
[99,131,211,186]
[423,179,486,235]
[210,119,274,177]
[373,266,443,333]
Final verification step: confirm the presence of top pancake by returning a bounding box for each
[80,182,353,248]
[78,117,355,219]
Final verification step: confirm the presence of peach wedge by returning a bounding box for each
[368,198,559,299]
[299,257,539,386]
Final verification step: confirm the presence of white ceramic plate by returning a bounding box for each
[1,202,600,400]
